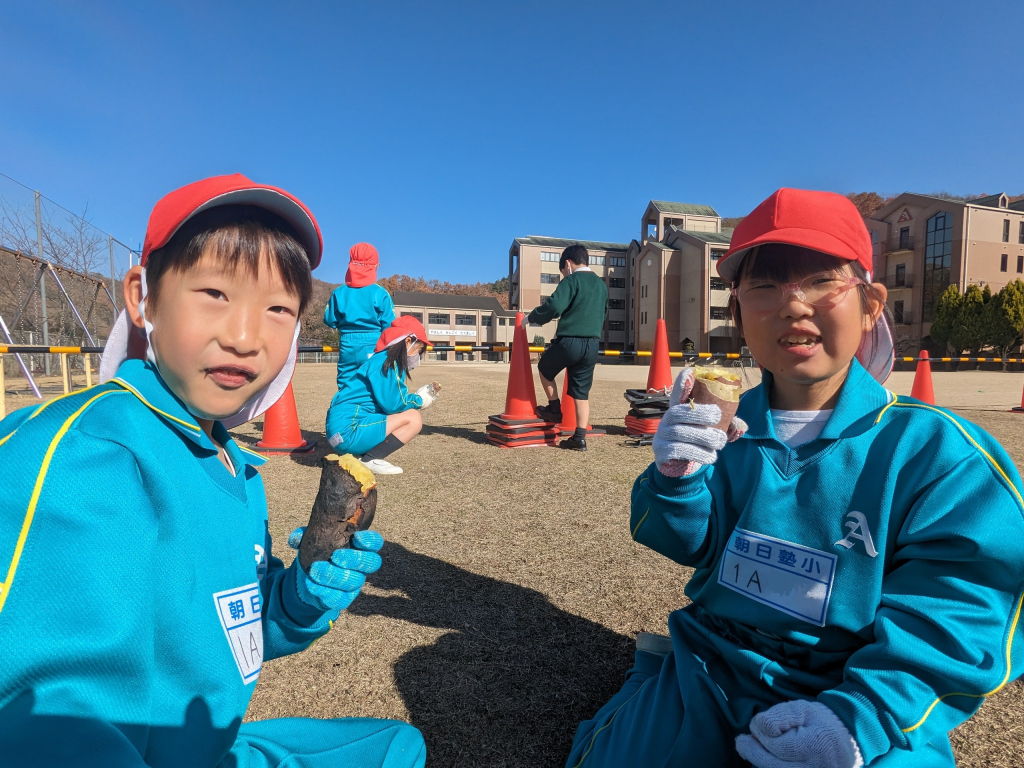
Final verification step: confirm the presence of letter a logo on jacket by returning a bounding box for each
[834,511,878,557]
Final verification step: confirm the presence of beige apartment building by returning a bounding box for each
[508,236,630,348]
[508,201,735,354]
[866,193,1024,351]
[391,291,516,361]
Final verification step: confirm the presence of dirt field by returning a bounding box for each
[5,361,1023,766]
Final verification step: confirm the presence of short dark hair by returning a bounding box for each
[559,244,589,271]
[145,204,313,314]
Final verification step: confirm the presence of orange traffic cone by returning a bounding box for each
[487,312,559,447]
[256,382,316,453]
[558,375,605,436]
[647,318,673,394]
[498,312,540,422]
[910,350,935,405]
[1012,376,1024,413]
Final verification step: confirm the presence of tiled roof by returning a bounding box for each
[515,236,630,252]
[1009,199,1024,212]
[392,291,505,312]
[968,194,1007,209]
[651,200,720,217]
[667,227,733,245]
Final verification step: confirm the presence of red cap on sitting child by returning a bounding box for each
[718,188,893,383]
[375,315,429,353]
[346,243,379,288]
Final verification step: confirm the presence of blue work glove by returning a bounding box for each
[735,700,863,768]
[287,527,384,612]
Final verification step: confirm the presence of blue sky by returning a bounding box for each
[2,1,1022,285]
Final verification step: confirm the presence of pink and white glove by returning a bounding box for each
[735,700,864,768]
[652,368,747,477]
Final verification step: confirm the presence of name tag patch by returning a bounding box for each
[717,528,837,626]
[213,583,264,684]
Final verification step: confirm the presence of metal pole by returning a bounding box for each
[35,192,50,376]
[109,236,117,311]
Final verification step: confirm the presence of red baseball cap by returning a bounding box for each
[375,315,430,353]
[717,188,872,283]
[141,173,323,269]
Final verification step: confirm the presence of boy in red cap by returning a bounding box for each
[0,175,425,767]
[325,315,435,475]
[323,242,396,386]
[567,188,1024,768]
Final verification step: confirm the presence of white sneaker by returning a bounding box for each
[360,458,403,475]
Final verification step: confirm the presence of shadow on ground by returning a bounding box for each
[349,543,634,767]
[420,423,491,445]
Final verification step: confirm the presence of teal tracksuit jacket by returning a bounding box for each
[324,284,396,386]
[0,360,425,768]
[568,359,1024,768]
[325,351,423,456]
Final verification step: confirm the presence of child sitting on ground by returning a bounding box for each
[0,174,425,768]
[567,188,1024,768]
[326,315,435,475]
[323,242,395,386]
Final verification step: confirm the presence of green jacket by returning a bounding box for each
[527,269,608,338]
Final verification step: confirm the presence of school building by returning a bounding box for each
[865,193,1024,352]
[391,291,517,360]
[508,200,740,354]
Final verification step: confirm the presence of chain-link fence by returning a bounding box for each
[0,172,137,388]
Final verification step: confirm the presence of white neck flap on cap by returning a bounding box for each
[99,268,302,429]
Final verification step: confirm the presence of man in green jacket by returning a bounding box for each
[524,244,608,451]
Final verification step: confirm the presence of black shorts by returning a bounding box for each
[537,336,599,400]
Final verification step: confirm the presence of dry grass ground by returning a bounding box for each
[5,361,1023,765]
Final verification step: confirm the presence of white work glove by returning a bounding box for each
[415,385,435,408]
[652,368,747,478]
[735,700,864,768]
[520,315,530,329]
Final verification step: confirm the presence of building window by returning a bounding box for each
[709,277,729,292]
[641,311,647,325]
[608,321,625,331]
[899,227,910,250]
[590,255,606,266]
[499,317,507,326]
[402,312,423,322]
[710,306,729,320]
[609,256,626,267]
[1018,255,1023,274]
[710,250,723,261]
[609,277,625,288]
[455,314,475,326]
[541,273,560,284]
[641,285,647,298]
[895,264,906,286]
[894,300,905,324]
[429,313,450,325]
[540,251,560,262]
[481,316,492,327]
[1019,221,1024,244]
[608,299,625,310]
[923,211,953,321]
[1004,220,1011,243]
[1001,254,1008,272]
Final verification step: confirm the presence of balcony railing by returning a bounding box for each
[887,235,915,252]
[884,274,913,289]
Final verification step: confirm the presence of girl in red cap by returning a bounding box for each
[324,242,396,387]
[567,188,1024,768]
[326,315,436,474]
[0,175,425,768]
